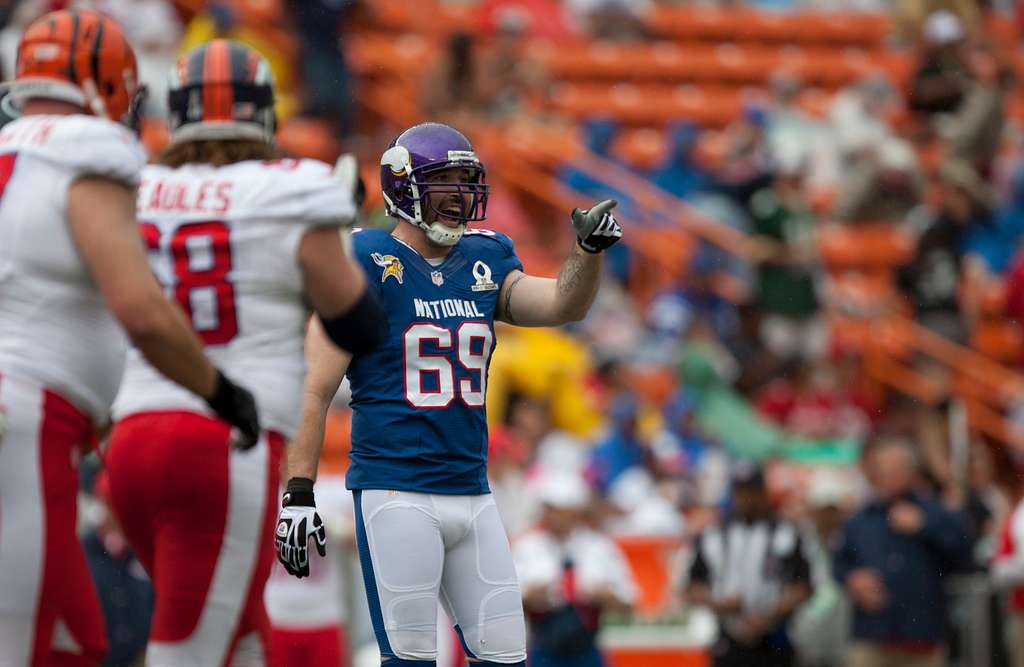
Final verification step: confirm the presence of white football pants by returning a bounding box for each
[353,490,527,664]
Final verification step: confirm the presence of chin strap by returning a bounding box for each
[423,220,465,246]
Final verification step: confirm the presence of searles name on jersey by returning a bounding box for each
[138,178,233,215]
[413,298,485,321]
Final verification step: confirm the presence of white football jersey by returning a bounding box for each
[0,114,146,423]
[112,158,356,438]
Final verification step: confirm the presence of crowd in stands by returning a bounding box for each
[19,0,1024,665]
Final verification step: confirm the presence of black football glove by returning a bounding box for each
[571,199,623,254]
[276,477,327,578]
[205,370,260,451]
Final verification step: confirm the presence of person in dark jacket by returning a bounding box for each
[833,434,970,667]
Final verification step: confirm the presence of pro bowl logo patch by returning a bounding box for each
[276,521,289,537]
[372,252,405,285]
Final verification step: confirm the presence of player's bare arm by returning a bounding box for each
[68,175,260,447]
[276,316,351,577]
[286,316,351,482]
[496,199,622,327]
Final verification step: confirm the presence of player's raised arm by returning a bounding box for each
[496,199,622,327]
[276,316,351,578]
[287,316,352,481]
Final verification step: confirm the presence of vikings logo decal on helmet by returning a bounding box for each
[167,39,276,145]
[379,122,489,247]
[371,253,405,285]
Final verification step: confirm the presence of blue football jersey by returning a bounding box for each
[345,227,523,494]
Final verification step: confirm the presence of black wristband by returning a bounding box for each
[576,238,602,254]
[283,477,315,507]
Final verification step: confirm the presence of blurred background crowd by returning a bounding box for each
[22,0,1024,664]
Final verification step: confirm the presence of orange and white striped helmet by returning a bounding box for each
[13,8,141,123]
[167,40,276,145]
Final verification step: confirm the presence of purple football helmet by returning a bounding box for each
[380,122,489,246]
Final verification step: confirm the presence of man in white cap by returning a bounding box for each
[513,474,637,667]
[910,9,970,114]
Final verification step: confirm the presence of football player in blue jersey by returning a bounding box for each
[274,122,623,666]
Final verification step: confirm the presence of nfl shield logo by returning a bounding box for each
[431,271,444,286]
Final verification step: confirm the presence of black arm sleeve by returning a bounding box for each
[318,286,387,355]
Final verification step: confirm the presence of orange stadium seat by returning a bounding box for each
[818,224,914,269]
[550,83,743,127]
[537,41,897,91]
[647,6,891,47]
[971,321,1022,365]
[611,128,668,170]
[277,117,340,164]
[349,33,434,78]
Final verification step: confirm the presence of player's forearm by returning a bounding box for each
[287,393,331,480]
[287,317,351,480]
[553,243,602,322]
[128,298,218,398]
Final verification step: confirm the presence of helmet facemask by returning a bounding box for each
[381,144,489,247]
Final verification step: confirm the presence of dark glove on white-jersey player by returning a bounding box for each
[276,477,327,578]
[206,370,260,451]
[571,198,623,254]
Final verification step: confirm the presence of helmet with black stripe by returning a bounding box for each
[167,39,276,145]
[12,9,143,126]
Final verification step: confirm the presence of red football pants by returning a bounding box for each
[105,411,282,667]
[270,625,348,667]
[0,373,107,667]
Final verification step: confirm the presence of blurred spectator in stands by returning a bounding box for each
[834,139,925,224]
[834,434,970,667]
[515,473,637,667]
[992,455,1024,667]
[423,31,481,124]
[830,75,898,169]
[490,394,551,538]
[715,105,775,209]
[792,471,853,667]
[756,359,873,441]
[0,1,49,79]
[646,250,741,356]
[85,0,182,113]
[651,390,732,510]
[766,71,840,200]
[650,121,710,202]
[291,0,355,138]
[475,10,548,121]
[478,0,576,42]
[684,463,813,667]
[898,159,997,340]
[747,152,826,362]
[589,394,649,495]
[908,10,970,116]
[565,0,650,40]
[83,473,153,667]
[940,41,1008,172]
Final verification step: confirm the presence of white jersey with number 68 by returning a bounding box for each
[112,158,357,438]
